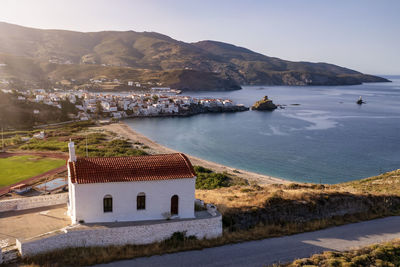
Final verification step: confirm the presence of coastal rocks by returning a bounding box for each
[186,103,249,115]
[251,96,277,111]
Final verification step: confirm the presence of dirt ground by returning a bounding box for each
[0,204,70,248]
[0,151,67,159]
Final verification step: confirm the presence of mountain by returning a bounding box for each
[0,22,389,90]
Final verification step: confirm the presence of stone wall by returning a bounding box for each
[0,248,19,264]
[0,193,68,212]
[17,214,222,257]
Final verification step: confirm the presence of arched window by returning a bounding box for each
[171,195,178,215]
[137,192,146,210]
[103,195,113,213]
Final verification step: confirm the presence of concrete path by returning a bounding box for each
[98,216,400,267]
[0,204,69,247]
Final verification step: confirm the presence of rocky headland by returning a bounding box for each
[251,96,277,111]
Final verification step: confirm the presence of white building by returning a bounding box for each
[33,131,46,139]
[101,101,118,112]
[67,142,197,224]
[35,95,45,102]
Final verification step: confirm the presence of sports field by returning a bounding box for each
[0,155,65,187]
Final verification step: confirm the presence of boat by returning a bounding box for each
[357,96,365,105]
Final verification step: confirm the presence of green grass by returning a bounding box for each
[18,131,147,157]
[19,139,68,151]
[0,155,65,187]
[194,166,248,190]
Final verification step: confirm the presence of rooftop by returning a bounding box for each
[69,153,196,184]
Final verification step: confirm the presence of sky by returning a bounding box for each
[0,0,399,75]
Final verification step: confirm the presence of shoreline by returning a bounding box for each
[101,122,289,185]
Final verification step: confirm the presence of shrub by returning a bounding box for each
[162,231,197,248]
[196,172,230,189]
[194,166,247,190]
[240,188,253,193]
[286,240,400,267]
[20,139,68,151]
[194,166,213,173]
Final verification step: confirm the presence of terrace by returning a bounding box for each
[0,205,70,248]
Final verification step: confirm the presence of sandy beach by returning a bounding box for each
[101,122,288,185]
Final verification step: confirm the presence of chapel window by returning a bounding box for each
[103,195,113,213]
[137,192,146,210]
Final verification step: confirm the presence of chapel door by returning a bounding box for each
[171,195,178,215]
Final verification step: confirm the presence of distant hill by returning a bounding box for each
[0,91,67,129]
[0,22,390,90]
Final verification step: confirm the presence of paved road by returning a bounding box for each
[98,216,400,267]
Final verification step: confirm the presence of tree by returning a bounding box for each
[95,101,103,118]
[61,99,77,115]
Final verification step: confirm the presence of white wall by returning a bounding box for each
[0,193,68,213]
[67,172,76,223]
[17,213,222,257]
[73,178,196,223]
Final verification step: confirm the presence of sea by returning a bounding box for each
[124,75,400,184]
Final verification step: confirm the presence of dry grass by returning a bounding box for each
[196,183,328,212]
[196,169,400,214]
[333,169,400,195]
[21,169,400,266]
[282,239,400,267]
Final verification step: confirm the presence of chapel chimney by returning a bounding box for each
[68,139,76,162]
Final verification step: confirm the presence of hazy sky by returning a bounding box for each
[1,0,399,74]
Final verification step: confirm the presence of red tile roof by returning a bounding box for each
[68,153,196,184]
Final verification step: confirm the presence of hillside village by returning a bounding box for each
[1,88,248,121]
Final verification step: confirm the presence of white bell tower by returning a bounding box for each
[68,139,76,162]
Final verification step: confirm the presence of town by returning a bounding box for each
[1,88,249,121]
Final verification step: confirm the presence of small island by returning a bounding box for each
[251,96,277,111]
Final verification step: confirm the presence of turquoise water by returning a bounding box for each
[124,76,400,184]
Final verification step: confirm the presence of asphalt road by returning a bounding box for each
[98,216,400,267]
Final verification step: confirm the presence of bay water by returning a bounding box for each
[124,76,400,184]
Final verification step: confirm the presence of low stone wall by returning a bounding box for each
[0,248,19,264]
[0,193,68,212]
[17,214,223,257]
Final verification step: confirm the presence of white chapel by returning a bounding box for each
[67,141,197,224]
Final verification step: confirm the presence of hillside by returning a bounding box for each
[0,91,69,129]
[0,22,390,90]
